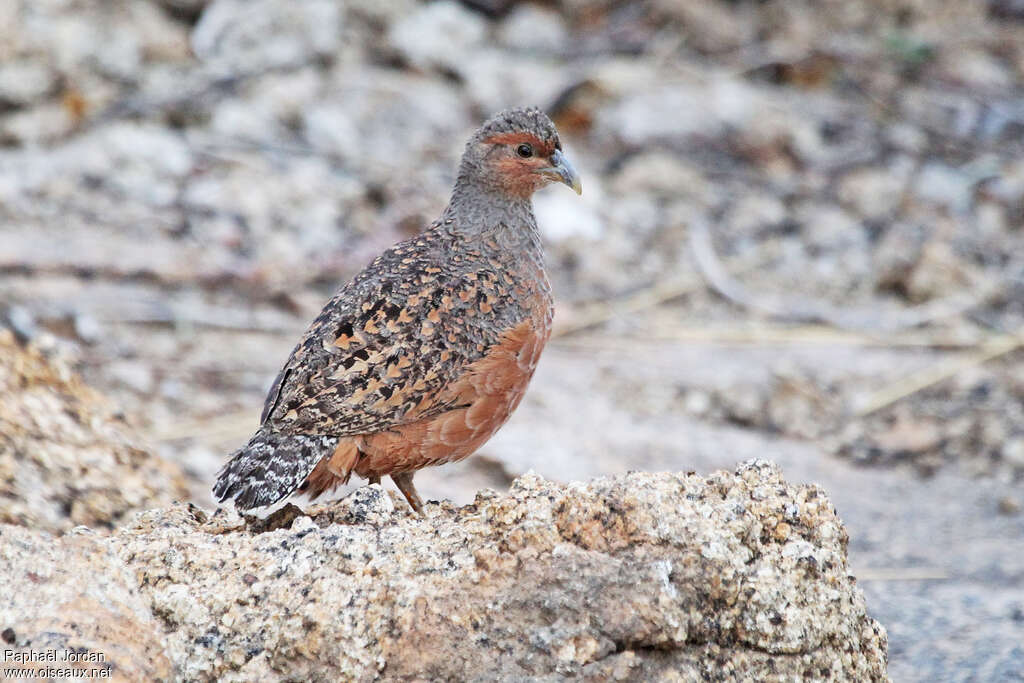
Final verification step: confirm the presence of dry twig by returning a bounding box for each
[551,246,769,338]
[854,330,1023,417]
[688,217,1003,333]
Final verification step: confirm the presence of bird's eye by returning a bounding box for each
[516,143,533,158]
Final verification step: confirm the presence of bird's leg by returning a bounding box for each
[391,472,424,514]
[368,475,381,486]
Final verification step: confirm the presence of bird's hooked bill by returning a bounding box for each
[540,149,582,195]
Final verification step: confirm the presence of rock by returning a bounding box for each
[974,199,1007,237]
[0,330,189,533]
[209,97,289,146]
[603,194,663,241]
[0,463,887,680]
[884,122,928,154]
[53,122,192,207]
[0,102,77,145]
[794,202,862,252]
[244,66,325,127]
[938,48,1014,92]
[988,0,1024,19]
[302,101,363,160]
[72,311,103,345]
[458,0,517,17]
[872,222,926,293]
[311,65,469,178]
[107,359,157,394]
[0,525,173,682]
[596,79,763,147]
[610,151,710,202]
[326,481,396,525]
[180,153,368,287]
[837,166,909,221]
[155,0,212,20]
[903,240,976,302]
[1002,437,1024,469]
[726,194,788,234]
[997,496,1021,515]
[459,49,568,115]
[913,162,978,213]
[192,0,344,74]
[982,158,1024,205]
[0,0,190,146]
[652,0,747,53]
[387,1,488,72]
[2,305,38,343]
[872,413,943,456]
[496,4,569,54]
[0,59,58,108]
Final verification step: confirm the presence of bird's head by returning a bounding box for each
[458,107,582,200]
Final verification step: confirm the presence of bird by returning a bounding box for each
[213,107,581,514]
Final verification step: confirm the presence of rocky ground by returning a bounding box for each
[2,463,888,681]
[0,329,188,533]
[1,0,1023,680]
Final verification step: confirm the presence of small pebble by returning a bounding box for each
[997,497,1021,516]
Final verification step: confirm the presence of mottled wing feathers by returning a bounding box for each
[260,367,289,424]
[261,226,528,439]
[212,431,339,509]
[354,319,548,478]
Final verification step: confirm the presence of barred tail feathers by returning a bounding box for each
[212,431,339,511]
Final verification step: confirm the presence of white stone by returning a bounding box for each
[193,0,343,73]
[914,162,975,213]
[497,4,568,53]
[388,1,487,72]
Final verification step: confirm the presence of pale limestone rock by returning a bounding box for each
[0,525,173,682]
[0,331,188,532]
[0,462,889,681]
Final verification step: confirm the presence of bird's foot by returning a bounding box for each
[391,472,424,515]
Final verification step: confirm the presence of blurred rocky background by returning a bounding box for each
[0,0,1022,679]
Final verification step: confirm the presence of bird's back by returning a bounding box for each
[260,215,552,440]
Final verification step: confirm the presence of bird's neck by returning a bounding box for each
[442,177,539,243]
[438,177,548,302]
